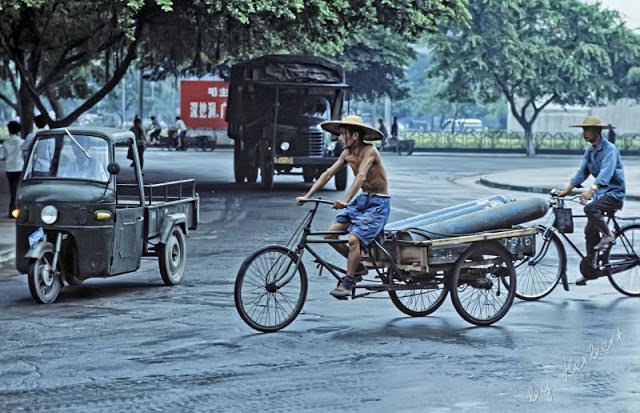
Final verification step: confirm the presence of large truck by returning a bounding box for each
[227,55,350,190]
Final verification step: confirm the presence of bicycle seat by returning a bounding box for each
[603,208,622,217]
[361,230,386,254]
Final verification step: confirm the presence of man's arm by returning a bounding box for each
[593,149,616,188]
[338,147,376,206]
[297,154,346,202]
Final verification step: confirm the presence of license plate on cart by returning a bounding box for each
[28,227,46,248]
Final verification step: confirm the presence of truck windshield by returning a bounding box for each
[23,135,109,182]
[278,95,331,124]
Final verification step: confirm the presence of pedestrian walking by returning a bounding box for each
[128,116,147,171]
[2,121,24,218]
[607,124,616,144]
[175,116,187,150]
[377,118,388,151]
[391,116,399,153]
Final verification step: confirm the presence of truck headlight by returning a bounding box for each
[280,141,290,151]
[326,141,337,152]
[41,205,58,224]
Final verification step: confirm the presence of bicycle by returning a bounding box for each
[513,194,640,300]
[233,199,537,332]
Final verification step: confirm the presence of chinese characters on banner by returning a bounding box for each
[180,80,229,129]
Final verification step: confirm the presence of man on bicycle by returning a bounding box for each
[296,115,390,298]
[554,116,626,285]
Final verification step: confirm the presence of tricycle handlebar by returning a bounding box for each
[297,198,334,206]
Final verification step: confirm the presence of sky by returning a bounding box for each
[586,0,640,29]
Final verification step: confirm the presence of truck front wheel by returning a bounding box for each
[246,163,258,183]
[234,142,246,184]
[302,167,315,183]
[261,160,274,190]
[158,227,187,286]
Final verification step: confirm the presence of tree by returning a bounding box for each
[428,0,640,156]
[0,0,470,134]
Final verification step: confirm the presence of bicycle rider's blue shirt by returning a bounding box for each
[570,138,625,201]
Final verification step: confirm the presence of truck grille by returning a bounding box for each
[296,132,324,156]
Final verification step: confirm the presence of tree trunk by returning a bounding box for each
[46,89,64,121]
[524,127,536,157]
[18,77,34,138]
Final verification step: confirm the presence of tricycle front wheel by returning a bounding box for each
[28,251,62,304]
[234,246,307,332]
[158,227,187,285]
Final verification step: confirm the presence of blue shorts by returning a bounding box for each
[335,193,391,246]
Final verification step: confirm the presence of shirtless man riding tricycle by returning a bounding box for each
[296,115,390,298]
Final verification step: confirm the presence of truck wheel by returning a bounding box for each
[234,143,246,183]
[335,167,347,190]
[246,163,258,183]
[303,167,315,183]
[261,161,274,190]
[158,227,187,286]
[28,251,62,304]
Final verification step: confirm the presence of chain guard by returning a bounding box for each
[579,256,606,279]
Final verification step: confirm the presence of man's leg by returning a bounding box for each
[7,172,19,217]
[584,197,620,250]
[584,219,600,253]
[325,222,349,258]
[346,234,361,277]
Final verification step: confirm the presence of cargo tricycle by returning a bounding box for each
[234,199,537,332]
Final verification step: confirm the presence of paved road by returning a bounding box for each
[0,149,638,412]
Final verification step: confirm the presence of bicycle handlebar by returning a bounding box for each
[297,198,335,206]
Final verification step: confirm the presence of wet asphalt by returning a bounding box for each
[0,148,638,412]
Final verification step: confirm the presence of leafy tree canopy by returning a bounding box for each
[0,0,470,132]
[427,0,640,155]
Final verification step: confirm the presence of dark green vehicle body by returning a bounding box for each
[15,127,198,288]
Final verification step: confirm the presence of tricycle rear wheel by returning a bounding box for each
[234,246,307,332]
[388,273,448,317]
[449,242,516,326]
[158,227,187,285]
[28,251,62,304]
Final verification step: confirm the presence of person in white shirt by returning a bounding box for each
[2,121,24,218]
[175,116,187,150]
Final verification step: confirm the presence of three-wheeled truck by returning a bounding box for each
[227,54,350,190]
[14,127,199,304]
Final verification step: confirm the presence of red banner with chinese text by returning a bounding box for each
[180,80,229,129]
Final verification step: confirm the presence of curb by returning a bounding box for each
[478,177,640,202]
[0,246,14,265]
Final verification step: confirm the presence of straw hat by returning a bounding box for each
[320,115,383,141]
[570,116,611,129]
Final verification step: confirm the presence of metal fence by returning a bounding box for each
[403,131,640,153]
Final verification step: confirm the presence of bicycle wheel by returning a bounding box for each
[388,272,448,316]
[605,224,640,296]
[513,225,566,300]
[234,245,307,332]
[449,242,516,326]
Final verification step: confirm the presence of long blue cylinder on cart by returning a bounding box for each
[417,197,550,239]
[386,195,512,230]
